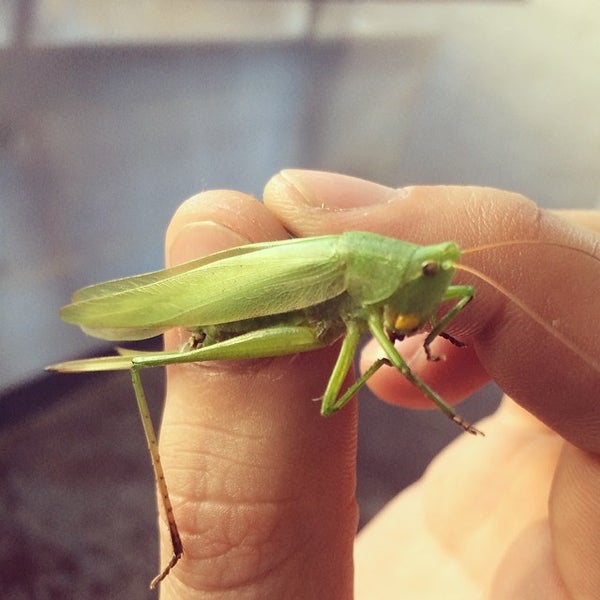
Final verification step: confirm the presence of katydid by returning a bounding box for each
[46,230,597,588]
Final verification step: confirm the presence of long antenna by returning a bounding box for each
[463,239,600,263]
[455,261,599,373]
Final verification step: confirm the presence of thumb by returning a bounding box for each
[157,190,358,599]
[264,171,600,452]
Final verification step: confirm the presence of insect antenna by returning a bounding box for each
[462,239,600,260]
[456,240,599,374]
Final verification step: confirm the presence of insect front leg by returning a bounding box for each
[367,312,482,435]
[438,331,468,349]
[424,285,474,361]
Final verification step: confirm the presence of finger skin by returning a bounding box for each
[354,400,569,598]
[158,191,358,599]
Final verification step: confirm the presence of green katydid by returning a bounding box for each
[46,230,598,588]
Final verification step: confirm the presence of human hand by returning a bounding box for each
[158,171,600,599]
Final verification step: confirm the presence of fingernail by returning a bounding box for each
[280,169,403,209]
[168,221,249,266]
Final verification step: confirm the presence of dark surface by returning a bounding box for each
[0,365,500,599]
[0,370,163,599]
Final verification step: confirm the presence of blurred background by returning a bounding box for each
[1,1,599,597]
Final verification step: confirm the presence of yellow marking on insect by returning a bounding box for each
[394,313,421,332]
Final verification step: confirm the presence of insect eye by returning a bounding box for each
[422,261,439,277]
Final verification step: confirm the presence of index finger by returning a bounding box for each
[158,190,358,598]
[263,170,600,453]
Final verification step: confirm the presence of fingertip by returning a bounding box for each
[167,221,249,267]
[273,169,400,209]
[165,189,289,266]
[263,170,410,236]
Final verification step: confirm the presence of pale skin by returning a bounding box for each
[158,170,600,599]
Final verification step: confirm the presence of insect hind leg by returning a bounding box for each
[130,366,183,588]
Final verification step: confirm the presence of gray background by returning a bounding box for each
[1,1,599,598]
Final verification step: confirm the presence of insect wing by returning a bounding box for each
[70,241,284,302]
[66,241,292,340]
[61,236,347,340]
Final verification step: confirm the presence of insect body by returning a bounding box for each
[48,231,480,587]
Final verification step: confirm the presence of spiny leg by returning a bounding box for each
[124,326,330,586]
[367,311,483,436]
[134,325,326,368]
[130,366,183,588]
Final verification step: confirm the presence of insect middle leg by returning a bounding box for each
[320,320,393,416]
[367,311,482,435]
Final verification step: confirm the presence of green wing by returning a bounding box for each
[61,235,348,340]
[71,241,285,302]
